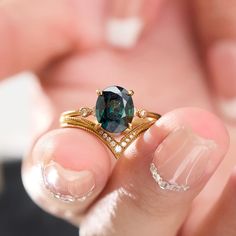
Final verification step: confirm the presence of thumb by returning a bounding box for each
[0,0,104,79]
[192,0,236,121]
[80,108,229,236]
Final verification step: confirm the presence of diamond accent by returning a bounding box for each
[111,141,116,147]
[137,109,147,118]
[103,133,108,139]
[150,163,190,192]
[80,108,88,117]
[115,145,122,153]
[121,141,127,147]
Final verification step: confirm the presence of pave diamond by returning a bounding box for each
[111,141,116,147]
[150,163,190,192]
[115,145,122,153]
[121,141,127,147]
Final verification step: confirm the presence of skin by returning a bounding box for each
[1,0,236,235]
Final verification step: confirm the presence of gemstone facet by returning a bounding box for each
[95,86,134,133]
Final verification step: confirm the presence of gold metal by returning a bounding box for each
[95,123,102,130]
[60,107,161,159]
[96,90,103,96]
[128,123,133,130]
[128,90,134,96]
[136,109,161,119]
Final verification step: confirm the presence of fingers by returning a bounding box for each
[0,0,104,79]
[105,0,165,48]
[191,0,236,120]
[192,167,236,236]
[22,128,114,224]
[80,108,229,236]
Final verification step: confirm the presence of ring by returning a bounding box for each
[60,86,161,159]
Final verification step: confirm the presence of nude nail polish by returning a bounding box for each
[106,0,144,48]
[106,17,144,48]
[42,162,95,202]
[208,42,236,120]
[218,98,236,121]
[150,127,217,191]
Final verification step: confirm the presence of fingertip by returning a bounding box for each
[192,0,236,121]
[33,128,113,187]
[23,127,114,218]
[105,0,165,49]
[157,107,230,153]
[136,107,229,158]
[207,41,236,122]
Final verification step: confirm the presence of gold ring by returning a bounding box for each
[60,86,161,159]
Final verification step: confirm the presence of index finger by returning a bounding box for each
[0,0,104,79]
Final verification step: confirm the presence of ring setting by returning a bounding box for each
[60,85,161,159]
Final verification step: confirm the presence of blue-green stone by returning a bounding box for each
[95,86,134,133]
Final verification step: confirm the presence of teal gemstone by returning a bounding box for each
[95,86,134,133]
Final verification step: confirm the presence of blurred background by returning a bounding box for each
[0,73,35,160]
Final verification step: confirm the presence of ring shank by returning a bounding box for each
[60,107,161,159]
[61,108,161,120]
[145,111,161,120]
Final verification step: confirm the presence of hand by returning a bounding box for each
[1,0,236,235]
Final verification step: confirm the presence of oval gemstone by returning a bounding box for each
[95,86,134,133]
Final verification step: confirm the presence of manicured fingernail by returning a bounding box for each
[150,127,217,191]
[218,98,236,121]
[105,0,144,48]
[106,17,144,48]
[42,162,95,202]
[208,42,236,120]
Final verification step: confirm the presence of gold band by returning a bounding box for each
[60,107,161,159]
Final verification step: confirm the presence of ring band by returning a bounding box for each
[60,86,161,159]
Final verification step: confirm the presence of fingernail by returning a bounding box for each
[42,161,95,202]
[150,127,217,192]
[105,0,144,48]
[106,17,143,48]
[218,98,236,121]
[208,41,236,120]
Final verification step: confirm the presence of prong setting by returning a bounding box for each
[95,123,102,130]
[128,90,134,96]
[128,123,133,130]
[96,90,103,96]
